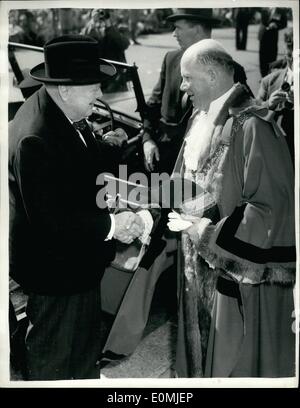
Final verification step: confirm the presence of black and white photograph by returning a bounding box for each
[0,0,299,389]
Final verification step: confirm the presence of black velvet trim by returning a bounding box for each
[216,205,296,264]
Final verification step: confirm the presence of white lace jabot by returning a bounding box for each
[183,86,235,172]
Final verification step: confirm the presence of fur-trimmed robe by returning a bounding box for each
[174,86,295,377]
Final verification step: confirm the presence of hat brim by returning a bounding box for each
[30,59,116,85]
[17,68,42,89]
[167,13,221,26]
[18,75,42,89]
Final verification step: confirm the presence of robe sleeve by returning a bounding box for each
[190,114,296,283]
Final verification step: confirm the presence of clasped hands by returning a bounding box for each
[92,124,128,147]
[113,211,145,244]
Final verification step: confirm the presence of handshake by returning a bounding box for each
[102,128,128,147]
[113,211,146,244]
[91,123,128,147]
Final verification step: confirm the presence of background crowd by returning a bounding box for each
[8,8,174,47]
[9,7,293,76]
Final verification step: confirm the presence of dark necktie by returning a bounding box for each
[73,119,100,166]
[73,119,96,149]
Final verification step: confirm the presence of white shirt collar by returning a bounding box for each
[183,85,236,172]
[207,85,236,115]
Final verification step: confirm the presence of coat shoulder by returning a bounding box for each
[165,49,183,63]
[261,68,286,87]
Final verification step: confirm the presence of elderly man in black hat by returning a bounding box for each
[9,35,146,380]
[142,8,220,174]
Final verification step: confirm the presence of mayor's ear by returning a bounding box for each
[206,68,217,83]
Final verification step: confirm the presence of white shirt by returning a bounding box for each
[184,86,235,172]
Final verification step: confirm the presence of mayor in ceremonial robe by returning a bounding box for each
[168,39,296,378]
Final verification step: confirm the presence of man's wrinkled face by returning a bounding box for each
[180,57,211,110]
[173,19,206,50]
[67,84,102,121]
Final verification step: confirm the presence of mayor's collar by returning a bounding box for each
[191,83,251,120]
[207,85,236,115]
[190,86,235,118]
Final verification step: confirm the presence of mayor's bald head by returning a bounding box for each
[182,39,234,76]
[180,39,235,110]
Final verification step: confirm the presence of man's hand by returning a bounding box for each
[268,89,288,110]
[114,211,145,244]
[167,211,200,232]
[102,128,128,147]
[167,211,200,244]
[143,139,160,172]
[268,22,279,30]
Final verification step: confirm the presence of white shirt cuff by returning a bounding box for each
[137,210,153,244]
[105,214,115,241]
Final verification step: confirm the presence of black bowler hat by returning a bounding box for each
[30,35,116,85]
[167,8,220,26]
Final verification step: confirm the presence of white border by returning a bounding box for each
[0,0,299,389]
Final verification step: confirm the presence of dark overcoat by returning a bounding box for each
[9,86,116,295]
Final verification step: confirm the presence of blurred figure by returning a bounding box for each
[35,12,56,46]
[129,9,142,45]
[81,8,104,41]
[258,7,287,77]
[82,9,130,93]
[59,9,76,35]
[142,9,220,174]
[235,8,251,50]
[18,11,38,45]
[81,9,130,93]
[144,9,160,34]
[9,11,24,43]
[257,28,294,162]
[81,9,130,63]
